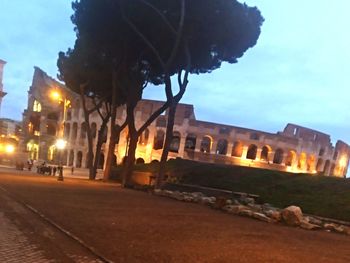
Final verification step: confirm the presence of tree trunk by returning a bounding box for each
[92,117,109,179]
[122,131,138,187]
[156,100,177,188]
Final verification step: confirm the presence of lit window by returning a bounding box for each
[33,100,42,112]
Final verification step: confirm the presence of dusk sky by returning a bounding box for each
[0,1,349,146]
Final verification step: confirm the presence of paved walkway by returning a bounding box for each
[0,212,53,263]
[0,170,105,263]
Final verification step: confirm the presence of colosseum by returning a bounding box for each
[22,67,350,177]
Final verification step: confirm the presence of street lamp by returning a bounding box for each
[55,138,67,181]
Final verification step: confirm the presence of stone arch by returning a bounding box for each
[80,122,87,139]
[76,151,83,168]
[69,150,74,166]
[169,131,181,153]
[216,139,228,155]
[184,134,196,150]
[330,164,336,175]
[200,136,212,153]
[260,145,271,161]
[91,122,97,139]
[285,150,296,166]
[316,158,323,172]
[323,160,331,174]
[298,152,307,170]
[273,148,284,164]
[307,154,316,172]
[72,122,78,140]
[64,123,71,138]
[231,141,243,157]
[153,130,165,150]
[139,128,150,145]
[246,144,258,160]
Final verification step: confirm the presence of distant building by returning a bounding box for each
[0,59,7,116]
[21,67,350,177]
[0,118,22,140]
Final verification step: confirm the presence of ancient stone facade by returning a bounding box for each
[21,67,350,177]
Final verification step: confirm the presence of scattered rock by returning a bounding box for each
[281,206,303,226]
[239,209,254,217]
[252,212,273,223]
[304,216,322,226]
[300,220,321,230]
[265,210,282,222]
[324,223,345,233]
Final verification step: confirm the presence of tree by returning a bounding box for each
[117,0,264,187]
[57,40,118,179]
[68,0,263,187]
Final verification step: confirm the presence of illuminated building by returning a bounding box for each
[21,67,350,177]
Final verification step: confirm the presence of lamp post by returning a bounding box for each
[55,138,67,181]
[51,89,70,181]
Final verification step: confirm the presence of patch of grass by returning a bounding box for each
[136,159,350,221]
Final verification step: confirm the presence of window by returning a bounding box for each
[250,133,260,140]
[33,100,42,112]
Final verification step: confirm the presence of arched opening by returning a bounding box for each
[273,148,284,164]
[47,145,56,161]
[184,134,196,150]
[69,150,74,166]
[72,122,78,140]
[26,140,39,160]
[136,158,145,164]
[139,128,149,145]
[200,136,212,153]
[64,123,71,138]
[80,122,87,139]
[47,123,57,136]
[307,155,316,172]
[63,150,68,166]
[33,100,42,112]
[231,141,243,157]
[298,152,307,170]
[323,160,331,174]
[91,122,97,139]
[285,150,296,166]
[153,130,165,150]
[216,139,228,155]
[76,151,83,168]
[169,131,181,153]
[246,144,257,160]
[98,153,105,169]
[260,146,270,161]
[316,158,323,172]
[330,164,336,175]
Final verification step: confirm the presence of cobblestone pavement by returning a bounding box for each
[0,212,54,263]
[0,186,104,263]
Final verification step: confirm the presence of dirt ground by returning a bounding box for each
[1,168,350,263]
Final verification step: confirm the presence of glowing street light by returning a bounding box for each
[55,138,67,181]
[5,144,15,154]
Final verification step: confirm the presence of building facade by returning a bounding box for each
[21,67,350,177]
